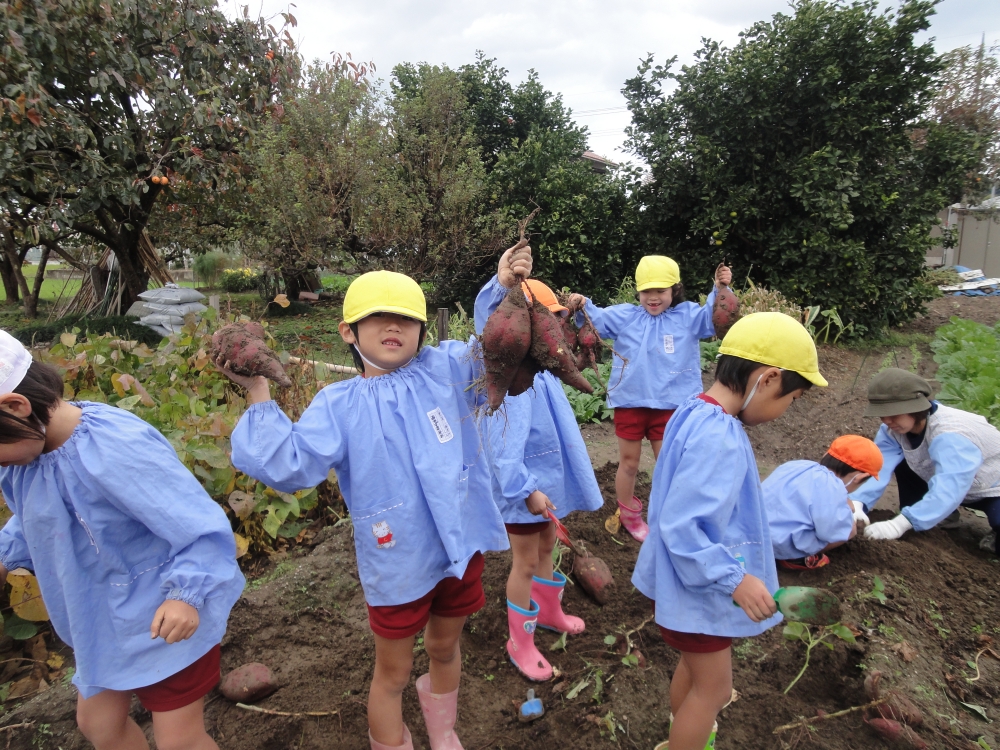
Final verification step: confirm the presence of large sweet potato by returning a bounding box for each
[712,286,740,338]
[220,662,277,703]
[572,553,614,605]
[864,718,928,749]
[508,358,540,397]
[212,322,292,387]
[878,692,923,727]
[528,299,593,394]
[481,288,532,410]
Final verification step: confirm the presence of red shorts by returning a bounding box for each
[133,644,221,712]
[505,521,551,536]
[367,553,485,639]
[659,627,732,654]
[614,407,674,441]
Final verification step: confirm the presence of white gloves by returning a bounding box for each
[851,500,870,528]
[864,514,913,541]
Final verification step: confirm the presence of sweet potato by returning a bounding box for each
[865,718,928,749]
[481,288,533,410]
[212,322,292,387]
[712,285,740,338]
[528,299,593,394]
[575,317,603,378]
[572,552,614,604]
[508,358,540,397]
[220,662,278,703]
[864,670,884,701]
[878,691,923,727]
[559,314,578,353]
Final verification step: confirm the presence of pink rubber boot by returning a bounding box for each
[506,600,553,681]
[369,724,413,750]
[532,572,585,634]
[415,674,463,750]
[618,496,649,542]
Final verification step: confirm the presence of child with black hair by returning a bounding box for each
[762,435,882,570]
[0,331,243,750]
[566,256,733,542]
[631,312,826,750]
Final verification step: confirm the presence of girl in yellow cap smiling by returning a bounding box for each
[222,245,531,750]
[567,256,732,542]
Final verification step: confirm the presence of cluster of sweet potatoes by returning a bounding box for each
[864,671,927,748]
[211,321,292,387]
[480,283,595,412]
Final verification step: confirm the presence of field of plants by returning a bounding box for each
[1,294,1000,750]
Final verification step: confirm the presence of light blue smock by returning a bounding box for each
[231,340,509,607]
[475,277,605,524]
[575,289,718,410]
[849,424,989,531]
[0,402,244,698]
[632,395,783,638]
[762,460,854,560]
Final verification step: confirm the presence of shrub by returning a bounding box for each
[192,251,229,287]
[13,315,164,348]
[220,268,262,293]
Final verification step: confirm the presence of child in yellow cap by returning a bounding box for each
[223,245,531,750]
[631,312,826,750]
[763,434,881,570]
[567,256,732,542]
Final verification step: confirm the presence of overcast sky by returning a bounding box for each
[230,0,1000,163]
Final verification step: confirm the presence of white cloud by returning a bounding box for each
[227,0,1000,161]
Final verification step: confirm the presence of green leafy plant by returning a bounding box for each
[856,575,888,605]
[220,268,263,293]
[931,318,1000,428]
[563,362,614,424]
[700,340,721,371]
[782,621,857,694]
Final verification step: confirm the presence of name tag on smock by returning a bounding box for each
[426,408,454,443]
[663,335,675,354]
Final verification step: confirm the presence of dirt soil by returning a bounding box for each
[6,295,1000,750]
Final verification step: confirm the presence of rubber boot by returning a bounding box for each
[532,572,585,634]
[369,724,413,750]
[415,674,463,750]
[617,495,649,542]
[506,600,553,681]
[653,719,717,750]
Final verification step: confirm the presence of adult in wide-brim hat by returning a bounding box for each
[850,368,1000,550]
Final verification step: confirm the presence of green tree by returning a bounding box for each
[0,0,296,310]
[624,0,978,334]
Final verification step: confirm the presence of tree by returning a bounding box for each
[624,0,978,334]
[930,40,1000,200]
[0,0,296,311]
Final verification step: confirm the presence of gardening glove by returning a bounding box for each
[864,514,913,541]
[851,500,870,528]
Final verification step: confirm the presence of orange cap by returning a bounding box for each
[521,279,568,315]
[827,435,882,480]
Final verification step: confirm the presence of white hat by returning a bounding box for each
[0,330,32,396]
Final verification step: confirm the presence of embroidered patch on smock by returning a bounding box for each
[663,335,675,354]
[372,520,396,549]
[426,407,454,443]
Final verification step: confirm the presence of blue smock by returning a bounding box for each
[231,340,509,607]
[574,289,717,410]
[0,403,244,698]
[849,424,989,531]
[475,277,605,523]
[632,395,782,638]
[762,460,854,559]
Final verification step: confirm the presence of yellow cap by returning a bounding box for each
[636,255,681,291]
[718,312,827,387]
[343,271,427,324]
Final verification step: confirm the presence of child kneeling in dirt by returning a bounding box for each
[763,435,882,570]
[0,330,244,750]
[631,313,826,750]
[852,368,1000,551]
[475,276,605,682]
[224,253,530,750]
[566,256,732,543]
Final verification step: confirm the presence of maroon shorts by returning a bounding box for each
[659,627,733,654]
[614,407,674,441]
[367,553,485,639]
[505,521,551,536]
[133,644,221,712]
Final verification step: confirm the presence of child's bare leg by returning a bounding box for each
[506,532,541,610]
[76,690,148,750]
[669,653,693,716]
[151,698,219,750]
[535,521,557,581]
[615,438,643,504]
[651,439,663,461]
[670,648,733,750]
[424,613,468,694]
[370,632,416,746]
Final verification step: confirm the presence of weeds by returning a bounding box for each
[245,561,295,591]
[855,576,888,605]
[782,622,857,694]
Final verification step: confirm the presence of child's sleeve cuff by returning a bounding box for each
[166,589,205,610]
